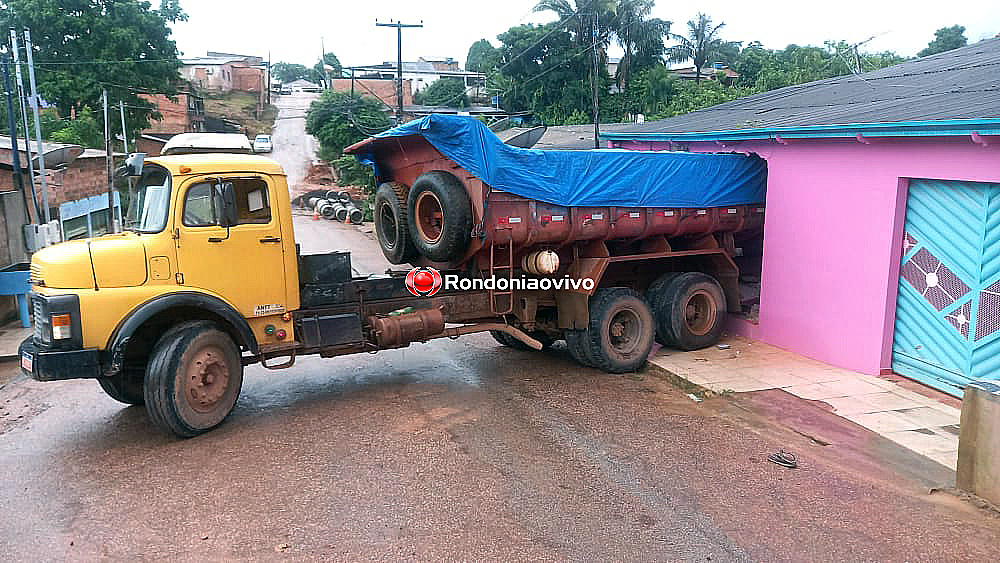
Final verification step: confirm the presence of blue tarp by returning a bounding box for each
[357,115,765,208]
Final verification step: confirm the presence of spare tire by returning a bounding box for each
[374,182,418,264]
[407,171,472,262]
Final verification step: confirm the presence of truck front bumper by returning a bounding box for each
[19,337,101,382]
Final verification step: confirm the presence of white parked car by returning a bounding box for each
[253,134,273,153]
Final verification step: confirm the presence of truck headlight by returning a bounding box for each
[51,314,72,340]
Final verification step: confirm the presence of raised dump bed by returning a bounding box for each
[345,115,765,270]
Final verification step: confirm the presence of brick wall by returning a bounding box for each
[329,78,413,107]
[135,137,166,157]
[0,151,112,216]
[142,94,190,133]
[231,64,263,93]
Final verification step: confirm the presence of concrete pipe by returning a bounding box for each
[330,202,349,222]
[346,205,364,224]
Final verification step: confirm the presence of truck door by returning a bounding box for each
[174,175,288,318]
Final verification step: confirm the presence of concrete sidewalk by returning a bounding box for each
[650,336,962,470]
[0,321,30,360]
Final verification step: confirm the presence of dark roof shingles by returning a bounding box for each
[614,37,1000,135]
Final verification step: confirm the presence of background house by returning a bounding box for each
[353,58,486,100]
[181,52,265,94]
[602,38,1000,397]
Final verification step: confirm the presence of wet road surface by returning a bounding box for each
[270,91,319,191]
[2,114,999,561]
[3,337,1000,561]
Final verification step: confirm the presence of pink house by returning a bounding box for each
[602,38,1000,396]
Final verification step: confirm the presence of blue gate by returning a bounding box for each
[892,178,1000,396]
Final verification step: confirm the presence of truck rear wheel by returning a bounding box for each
[584,288,655,373]
[143,322,244,438]
[646,272,681,346]
[490,329,554,350]
[407,171,471,262]
[655,272,727,350]
[97,370,145,405]
[565,329,595,367]
[374,182,418,264]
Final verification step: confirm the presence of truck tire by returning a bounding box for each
[374,182,418,264]
[407,171,472,262]
[646,272,681,346]
[97,370,145,405]
[143,321,244,438]
[583,288,655,373]
[490,329,554,350]
[565,329,595,368]
[656,272,727,351]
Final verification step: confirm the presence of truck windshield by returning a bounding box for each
[126,164,171,233]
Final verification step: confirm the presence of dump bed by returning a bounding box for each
[345,114,766,208]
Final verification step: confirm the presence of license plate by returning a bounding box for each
[20,352,32,373]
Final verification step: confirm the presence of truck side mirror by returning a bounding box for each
[122,153,146,177]
[214,182,239,227]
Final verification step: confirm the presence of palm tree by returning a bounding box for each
[533,0,615,49]
[668,13,734,82]
[613,0,670,91]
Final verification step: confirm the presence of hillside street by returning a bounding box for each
[0,92,998,561]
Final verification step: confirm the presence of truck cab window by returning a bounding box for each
[235,179,271,224]
[126,164,171,233]
[182,183,216,226]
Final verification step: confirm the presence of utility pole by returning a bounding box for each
[119,100,129,153]
[23,29,50,224]
[853,46,863,74]
[350,67,355,97]
[591,11,600,148]
[376,19,422,124]
[9,28,40,222]
[102,88,115,234]
[3,58,30,224]
[266,51,271,105]
[320,38,330,90]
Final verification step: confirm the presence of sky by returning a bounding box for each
[170,0,999,69]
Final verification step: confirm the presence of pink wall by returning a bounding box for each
[614,136,1000,374]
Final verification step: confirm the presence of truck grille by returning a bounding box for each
[32,298,43,340]
[29,262,42,285]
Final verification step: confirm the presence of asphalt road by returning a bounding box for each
[1,112,999,561]
[270,91,320,191]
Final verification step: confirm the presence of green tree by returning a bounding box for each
[414,77,469,108]
[0,0,184,135]
[918,25,967,57]
[311,52,342,85]
[271,62,311,84]
[306,90,390,160]
[47,108,104,148]
[668,13,736,82]
[612,0,670,91]
[496,22,594,123]
[466,39,500,73]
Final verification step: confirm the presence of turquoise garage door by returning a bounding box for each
[893,178,1000,396]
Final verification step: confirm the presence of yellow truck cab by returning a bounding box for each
[22,150,301,435]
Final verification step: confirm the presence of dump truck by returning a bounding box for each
[20,119,765,437]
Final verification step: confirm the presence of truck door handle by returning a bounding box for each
[259,236,281,243]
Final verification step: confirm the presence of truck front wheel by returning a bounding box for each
[143,322,244,438]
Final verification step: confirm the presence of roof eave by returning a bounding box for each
[599,118,1000,142]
